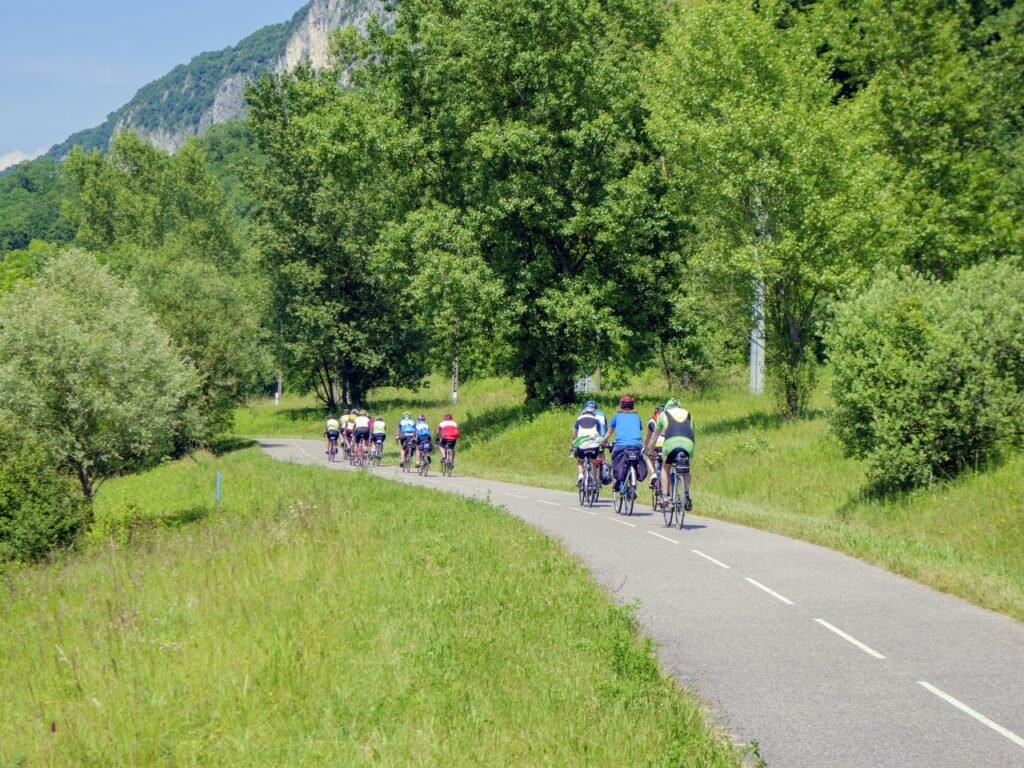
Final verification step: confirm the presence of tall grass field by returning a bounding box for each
[237,370,1024,621]
[0,446,744,766]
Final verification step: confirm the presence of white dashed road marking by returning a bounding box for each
[504,493,528,500]
[745,578,795,605]
[691,549,731,569]
[814,619,886,659]
[537,500,560,507]
[917,681,1024,750]
[647,531,679,545]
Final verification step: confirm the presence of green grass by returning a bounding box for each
[236,371,1024,622]
[0,446,744,767]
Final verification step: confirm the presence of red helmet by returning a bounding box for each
[444,413,453,420]
[619,396,635,409]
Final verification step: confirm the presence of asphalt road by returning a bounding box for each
[260,438,1024,768]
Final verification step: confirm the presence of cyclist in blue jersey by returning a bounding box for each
[397,411,417,467]
[414,414,432,467]
[601,396,648,490]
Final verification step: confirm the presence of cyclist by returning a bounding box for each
[581,399,607,433]
[645,405,666,488]
[325,414,341,456]
[646,398,694,511]
[601,396,647,493]
[414,414,433,467]
[571,404,605,488]
[436,413,460,467]
[371,413,387,459]
[353,409,372,462]
[397,411,417,467]
[340,408,353,453]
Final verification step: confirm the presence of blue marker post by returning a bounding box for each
[216,472,222,504]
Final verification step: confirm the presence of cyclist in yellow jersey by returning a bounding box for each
[325,415,341,455]
[645,398,695,511]
[353,409,372,462]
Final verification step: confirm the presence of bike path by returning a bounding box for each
[259,438,1024,768]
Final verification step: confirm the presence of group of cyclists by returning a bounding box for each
[324,409,388,464]
[571,396,694,514]
[324,410,460,472]
[322,394,693,515]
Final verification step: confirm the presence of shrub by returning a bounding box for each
[827,261,1024,489]
[0,423,88,563]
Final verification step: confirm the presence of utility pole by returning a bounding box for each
[452,355,459,404]
[750,279,765,395]
[750,184,768,396]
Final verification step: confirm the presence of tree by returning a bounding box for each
[378,204,507,397]
[645,0,894,416]
[0,422,89,563]
[361,0,672,404]
[127,251,273,439]
[246,65,426,407]
[63,131,240,266]
[0,251,199,504]
[808,0,1024,276]
[0,157,75,253]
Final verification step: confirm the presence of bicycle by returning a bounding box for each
[401,438,415,472]
[612,448,641,516]
[647,450,663,518]
[576,447,601,507]
[327,436,339,463]
[440,443,455,477]
[417,442,431,476]
[370,439,384,466]
[668,451,691,529]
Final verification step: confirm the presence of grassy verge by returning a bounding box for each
[0,446,744,767]
[237,372,1024,622]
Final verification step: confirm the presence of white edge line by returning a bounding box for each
[504,493,528,500]
[608,518,636,528]
[537,500,560,507]
[647,531,679,544]
[814,619,885,659]
[691,549,730,569]
[918,681,1024,749]
[745,578,794,605]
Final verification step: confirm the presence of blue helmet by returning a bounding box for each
[584,400,597,410]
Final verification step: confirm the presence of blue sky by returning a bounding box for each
[0,1,304,168]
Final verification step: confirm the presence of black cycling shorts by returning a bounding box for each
[354,428,369,444]
[326,430,340,441]
[665,447,690,468]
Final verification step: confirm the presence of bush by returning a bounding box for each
[0,423,88,562]
[827,261,1024,489]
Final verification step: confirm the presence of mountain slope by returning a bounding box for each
[46,0,387,159]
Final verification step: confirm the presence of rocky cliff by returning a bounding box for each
[47,0,388,159]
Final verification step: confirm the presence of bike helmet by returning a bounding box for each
[444,413,453,420]
[618,396,635,409]
[665,398,680,409]
[584,400,597,410]
[418,414,426,421]
[402,412,411,419]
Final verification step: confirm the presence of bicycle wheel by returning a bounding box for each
[613,480,623,514]
[626,467,636,516]
[672,470,685,529]
[661,490,674,527]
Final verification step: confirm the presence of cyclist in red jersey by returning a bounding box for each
[436,413,460,467]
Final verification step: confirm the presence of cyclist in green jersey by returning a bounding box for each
[645,398,694,511]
